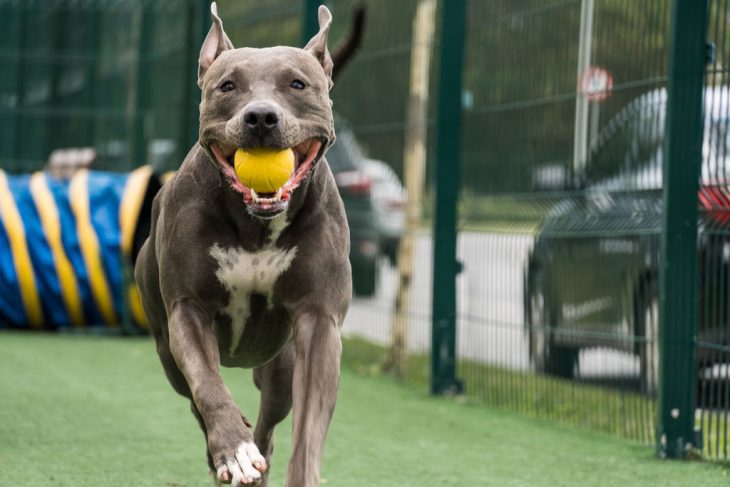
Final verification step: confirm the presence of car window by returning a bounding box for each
[586,86,730,190]
[585,89,666,190]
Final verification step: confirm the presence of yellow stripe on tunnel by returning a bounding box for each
[29,172,85,327]
[128,284,148,329]
[0,170,43,328]
[69,170,118,325]
[119,165,153,259]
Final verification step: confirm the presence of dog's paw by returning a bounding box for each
[214,441,267,486]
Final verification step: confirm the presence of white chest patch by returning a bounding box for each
[209,225,296,355]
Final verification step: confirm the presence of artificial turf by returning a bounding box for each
[0,332,727,486]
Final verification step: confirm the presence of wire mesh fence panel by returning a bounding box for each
[695,0,730,463]
[0,0,195,174]
[455,0,730,460]
[455,0,675,446]
[217,0,302,48]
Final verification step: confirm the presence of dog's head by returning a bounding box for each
[198,3,335,219]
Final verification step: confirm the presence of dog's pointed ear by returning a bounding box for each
[304,5,334,89]
[198,2,234,88]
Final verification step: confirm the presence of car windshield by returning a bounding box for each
[585,89,665,190]
[586,87,730,191]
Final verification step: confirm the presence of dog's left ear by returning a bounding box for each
[198,2,234,88]
[304,5,334,90]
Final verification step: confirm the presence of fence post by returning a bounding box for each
[302,0,321,45]
[431,0,466,395]
[572,0,594,182]
[658,0,708,459]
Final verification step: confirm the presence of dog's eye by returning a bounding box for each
[220,81,235,93]
[290,79,306,90]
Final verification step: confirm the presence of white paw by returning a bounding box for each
[216,442,267,485]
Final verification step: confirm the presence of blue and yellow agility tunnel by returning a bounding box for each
[0,167,160,331]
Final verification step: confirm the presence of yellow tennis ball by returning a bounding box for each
[234,148,295,193]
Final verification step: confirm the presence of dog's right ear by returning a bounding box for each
[198,2,234,88]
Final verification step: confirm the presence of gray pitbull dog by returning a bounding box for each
[134,4,350,486]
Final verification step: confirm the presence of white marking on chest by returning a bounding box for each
[209,218,296,355]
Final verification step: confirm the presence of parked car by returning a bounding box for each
[328,116,380,296]
[524,86,730,393]
[362,158,406,265]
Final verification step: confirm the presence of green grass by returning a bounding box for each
[0,331,728,486]
[344,336,656,442]
[343,336,730,461]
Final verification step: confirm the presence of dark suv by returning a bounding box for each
[328,116,380,296]
[524,87,730,393]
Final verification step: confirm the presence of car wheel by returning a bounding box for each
[636,281,659,395]
[528,275,578,378]
[352,257,378,297]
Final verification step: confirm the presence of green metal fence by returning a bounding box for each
[2,0,729,463]
[222,0,728,462]
[0,0,201,173]
[696,0,730,461]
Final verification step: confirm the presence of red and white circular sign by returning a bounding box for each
[579,66,613,102]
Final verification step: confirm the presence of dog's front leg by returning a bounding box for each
[286,311,342,486]
[167,300,267,485]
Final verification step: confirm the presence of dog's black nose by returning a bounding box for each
[243,103,280,137]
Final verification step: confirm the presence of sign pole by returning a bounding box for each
[572,0,594,184]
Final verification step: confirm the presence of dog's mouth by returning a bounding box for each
[210,138,323,219]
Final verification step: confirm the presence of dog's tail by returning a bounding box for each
[331,3,367,83]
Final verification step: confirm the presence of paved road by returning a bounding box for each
[343,231,638,378]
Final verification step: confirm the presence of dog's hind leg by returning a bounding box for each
[252,342,295,487]
[287,311,342,486]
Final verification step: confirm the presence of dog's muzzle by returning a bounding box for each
[210,138,324,219]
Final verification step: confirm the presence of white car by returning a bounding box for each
[362,158,406,264]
